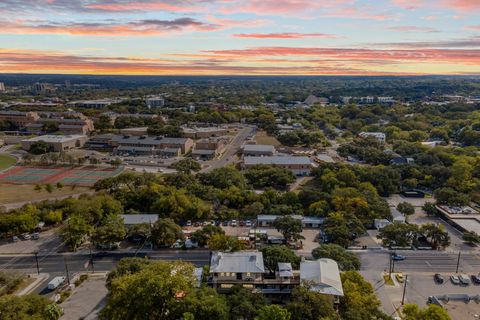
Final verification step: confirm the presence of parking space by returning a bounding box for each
[0,228,62,255]
[383,194,430,208]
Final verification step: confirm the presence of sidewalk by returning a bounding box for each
[15,273,49,296]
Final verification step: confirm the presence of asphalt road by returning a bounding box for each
[0,250,211,295]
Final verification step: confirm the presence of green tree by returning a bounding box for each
[0,294,62,320]
[199,166,246,189]
[273,216,304,242]
[190,225,224,247]
[101,261,196,320]
[244,165,295,189]
[402,304,451,320]
[255,305,291,320]
[106,257,152,289]
[29,141,52,155]
[34,184,42,192]
[207,233,244,252]
[42,210,63,225]
[60,215,92,251]
[312,244,361,271]
[422,202,438,216]
[434,188,470,206]
[261,245,300,274]
[174,287,229,320]
[227,285,267,320]
[462,231,480,245]
[286,286,338,320]
[91,215,126,247]
[151,218,183,247]
[45,184,54,193]
[323,212,364,247]
[397,202,415,219]
[419,223,450,250]
[377,222,418,248]
[172,158,201,174]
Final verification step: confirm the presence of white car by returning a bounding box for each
[245,220,252,227]
[231,220,237,227]
[450,275,460,285]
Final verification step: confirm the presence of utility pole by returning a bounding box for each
[389,253,393,278]
[64,256,70,285]
[89,246,95,273]
[401,274,408,305]
[34,252,40,275]
[455,251,461,273]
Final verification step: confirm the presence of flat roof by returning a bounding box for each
[112,135,189,146]
[23,134,86,143]
[244,156,311,166]
[210,251,265,274]
[243,144,275,152]
[120,214,158,225]
[182,127,227,133]
[450,218,480,234]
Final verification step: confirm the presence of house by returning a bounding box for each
[374,219,391,230]
[391,208,406,223]
[358,132,386,143]
[210,251,265,290]
[243,156,312,176]
[120,214,158,226]
[390,157,414,165]
[21,134,87,152]
[242,144,276,157]
[300,259,344,297]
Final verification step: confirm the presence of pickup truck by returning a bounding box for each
[47,276,66,290]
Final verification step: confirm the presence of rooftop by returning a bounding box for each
[210,251,265,274]
[120,214,158,225]
[300,259,344,296]
[23,134,86,143]
[244,156,311,166]
[243,144,276,153]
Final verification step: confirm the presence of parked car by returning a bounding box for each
[245,220,252,227]
[186,220,192,227]
[396,273,405,283]
[231,220,237,227]
[20,233,31,240]
[434,273,444,284]
[31,233,40,240]
[47,276,66,290]
[459,274,470,285]
[392,254,406,261]
[222,221,229,227]
[450,275,460,285]
[471,274,480,284]
[12,236,19,242]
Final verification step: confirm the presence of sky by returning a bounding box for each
[0,0,479,75]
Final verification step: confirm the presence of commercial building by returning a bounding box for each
[242,144,276,157]
[209,251,343,298]
[257,215,324,228]
[243,156,312,176]
[21,134,87,152]
[84,134,115,151]
[435,205,480,235]
[67,98,125,109]
[192,137,227,160]
[24,117,94,135]
[145,95,165,108]
[374,207,405,230]
[119,127,149,136]
[120,214,159,226]
[182,126,229,139]
[111,135,194,156]
[0,111,40,127]
[358,132,386,143]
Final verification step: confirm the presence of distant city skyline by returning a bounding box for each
[0,0,479,75]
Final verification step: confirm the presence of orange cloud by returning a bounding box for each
[84,1,201,12]
[233,33,337,39]
[388,26,439,33]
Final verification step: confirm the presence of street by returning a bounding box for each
[0,250,211,295]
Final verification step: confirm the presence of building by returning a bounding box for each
[390,156,414,165]
[182,126,229,139]
[358,132,386,143]
[378,97,395,104]
[304,95,329,106]
[374,207,405,230]
[24,117,94,135]
[435,205,480,235]
[119,127,149,136]
[257,215,324,228]
[21,134,87,152]
[145,95,165,108]
[111,135,194,155]
[210,251,266,290]
[0,82,5,92]
[242,144,276,157]
[192,137,227,160]
[33,82,49,93]
[84,134,115,151]
[67,98,124,109]
[300,259,344,297]
[0,111,40,127]
[120,214,159,226]
[243,156,312,176]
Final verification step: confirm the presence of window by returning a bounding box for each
[246,272,251,277]
[220,273,224,277]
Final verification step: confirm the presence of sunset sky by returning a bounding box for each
[1,0,479,75]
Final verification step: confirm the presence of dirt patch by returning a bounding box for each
[254,131,282,147]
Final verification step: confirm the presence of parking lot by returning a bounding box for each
[0,228,62,255]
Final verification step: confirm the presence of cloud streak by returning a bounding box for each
[233,33,337,39]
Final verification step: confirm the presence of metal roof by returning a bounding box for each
[300,259,344,296]
[244,156,311,166]
[278,262,293,277]
[243,144,275,152]
[23,134,86,143]
[120,214,158,225]
[210,251,265,273]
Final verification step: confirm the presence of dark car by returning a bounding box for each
[434,273,444,284]
[392,254,406,261]
[471,274,480,284]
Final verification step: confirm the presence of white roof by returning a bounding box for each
[23,134,86,143]
[300,259,344,296]
[278,262,293,277]
[120,214,158,225]
[244,156,311,166]
[210,251,265,273]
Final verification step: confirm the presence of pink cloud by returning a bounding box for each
[388,26,439,32]
[466,25,480,30]
[219,0,351,16]
[84,1,201,12]
[233,32,337,39]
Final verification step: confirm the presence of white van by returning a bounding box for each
[47,276,66,290]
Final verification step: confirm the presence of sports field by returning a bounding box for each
[0,154,16,170]
[0,166,123,187]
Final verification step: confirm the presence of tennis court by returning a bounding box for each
[0,166,123,187]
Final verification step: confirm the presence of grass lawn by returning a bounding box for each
[0,154,16,170]
[383,274,395,286]
[0,183,91,205]
[255,130,282,147]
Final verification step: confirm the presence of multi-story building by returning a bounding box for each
[24,117,94,135]
[0,111,40,127]
[209,251,344,299]
[0,82,5,92]
[182,126,229,139]
[145,95,165,108]
[192,137,227,160]
[243,156,312,176]
[111,135,194,156]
